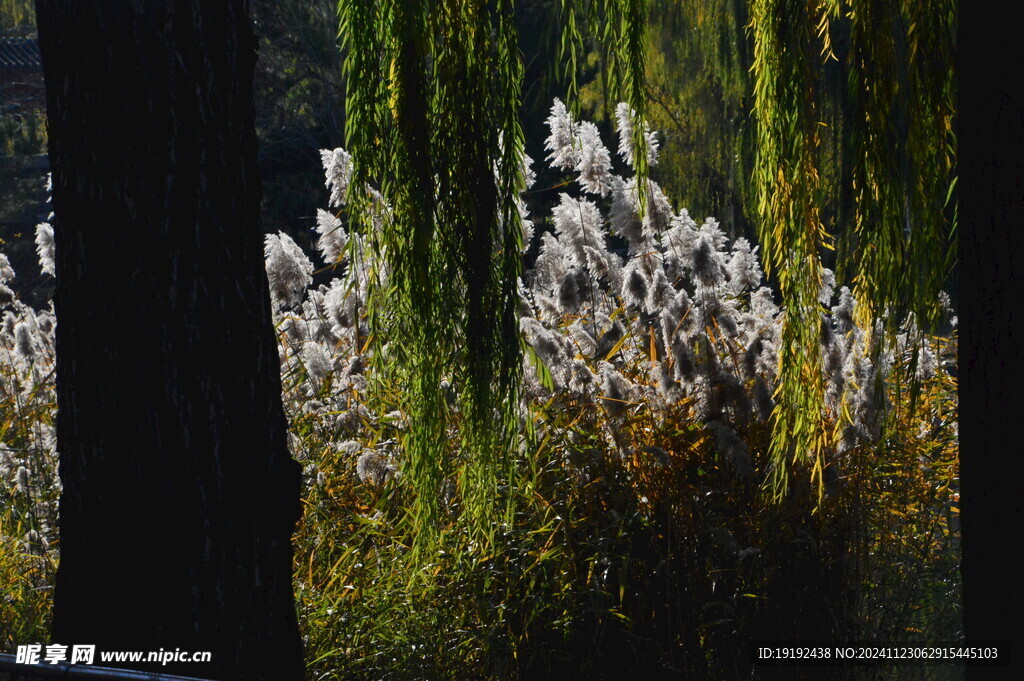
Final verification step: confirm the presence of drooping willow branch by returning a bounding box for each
[751,0,830,499]
[750,0,956,500]
[559,0,651,212]
[841,0,957,329]
[337,0,525,551]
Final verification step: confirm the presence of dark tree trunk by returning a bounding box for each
[960,6,1020,679]
[35,1,304,679]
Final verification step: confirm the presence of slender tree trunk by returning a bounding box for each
[35,1,304,678]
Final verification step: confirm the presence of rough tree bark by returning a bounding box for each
[35,1,304,678]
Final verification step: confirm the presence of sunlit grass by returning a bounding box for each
[0,104,960,678]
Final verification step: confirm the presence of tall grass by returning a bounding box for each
[0,260,57,648]
[0,104,959,680]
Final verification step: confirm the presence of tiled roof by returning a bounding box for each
[0,38,41,73]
